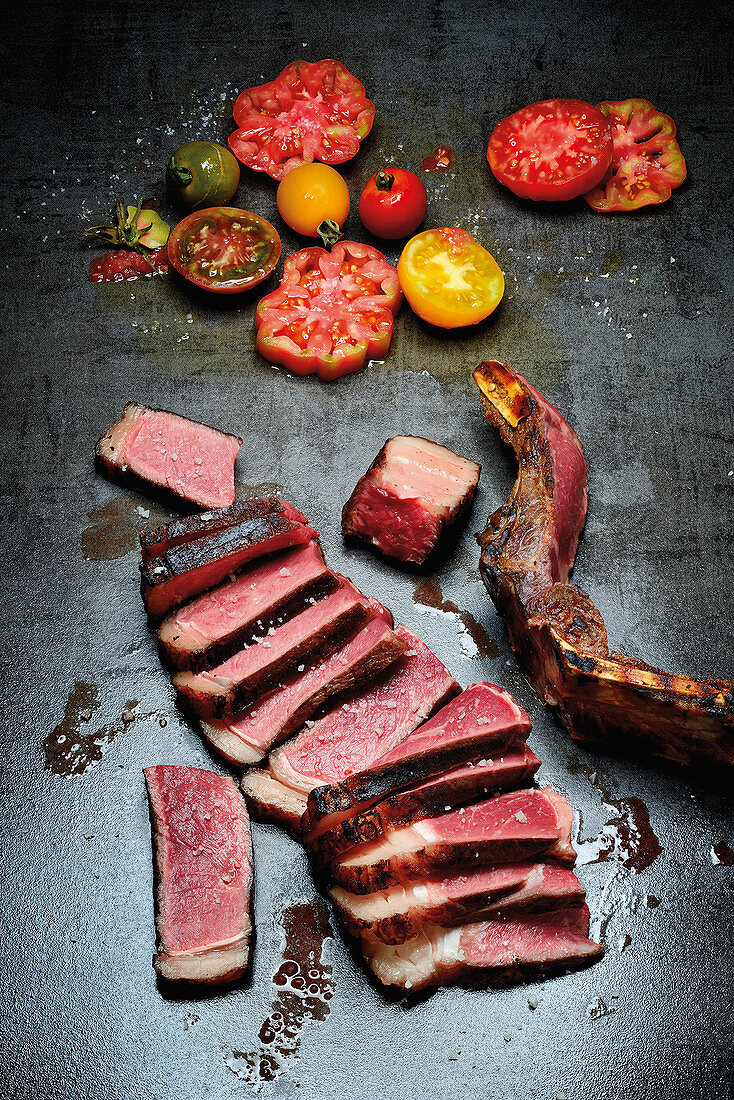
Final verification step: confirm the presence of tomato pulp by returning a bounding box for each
[398,227,504,329]
[255,240,401,380]
[167,208,281,294]
[487,99,612,202]
[229,60,375,181]
[358,169,427,239]
[90,247,169,283]
[584,99,686,212]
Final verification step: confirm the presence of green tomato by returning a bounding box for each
[166,141,241,210]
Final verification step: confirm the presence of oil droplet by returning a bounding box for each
[224,900,333,1089]
[82,495,171,561]
[236,481,285,501]
[45,686,139,775]
[421,146,453,172]
[600,251,623,276]
[586,996,617,1020]
[570,757,662,873]
[711,842,734,866]
[414,577,499,658]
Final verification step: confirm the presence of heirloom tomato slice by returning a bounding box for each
[229,60,375,181]
[167,207,280,294]
[397,227,504,329]
[584,99,686,212]
[255,240,401,380]
[487,98,612,202]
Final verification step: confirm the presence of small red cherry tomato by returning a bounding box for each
[358,169,428,239]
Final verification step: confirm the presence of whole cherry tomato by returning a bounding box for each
[358,169,427,239]
[277,163,350,244]
[166,141,240,211]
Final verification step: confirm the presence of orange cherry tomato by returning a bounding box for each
[276,163,350,239]
[397,227,504,328]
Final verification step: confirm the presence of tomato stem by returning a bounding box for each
[317,219,344,249]
[375,170,394,191]
[168,161,193,186]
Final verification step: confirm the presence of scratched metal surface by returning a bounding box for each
[0,0,732,1097]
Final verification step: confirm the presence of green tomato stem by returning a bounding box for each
[317,219,344,249]
[375,170,395,191]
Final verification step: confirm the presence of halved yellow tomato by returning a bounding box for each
[397,227,504,328]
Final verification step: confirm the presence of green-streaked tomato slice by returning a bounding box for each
[167,207,281,294]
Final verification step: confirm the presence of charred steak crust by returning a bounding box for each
[140,498,305,560]
[474,360,734,767]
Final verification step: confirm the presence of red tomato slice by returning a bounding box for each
[255,241,401,380]
[584,99,686,212]
[486,98,612,202]
[167,207,280,294]
[229,60,375,181]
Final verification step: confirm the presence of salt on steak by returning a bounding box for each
[302,682,531,844]
[360,904,603,991]
[243,627,458,833]
[327,787,575,894]
[140,498,317,619]
[199,605,407,767]
[173,577,374,718]
[96,403,242,510]
[330,861,586,945]
[144,765,253,984]
[342,435,481,564]
[158,541,334,671]
[474,359,734,767]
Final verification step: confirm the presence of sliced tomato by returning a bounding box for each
[255,241,401,380]
[167,207,280,294]
[397,227,504,329]
[584,99,686,212]
[229,60,375,181]
[487,99,612,202]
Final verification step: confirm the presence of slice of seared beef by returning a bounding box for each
[202,607,407,768]
[140,498,318,619]
[331,862,586,945]
[328,788,575,894]
[361,904,602,991]
[243,629,459,834]
[144,765,253,984]
[310,744,541,865]
[474,359,734,767]
[97,403,242,510]
[173,578,373,718]
[140,499,311,561]
[342,435,481,564]
[303,682,531,843]
[158,541,333,671]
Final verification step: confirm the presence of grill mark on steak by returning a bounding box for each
[474,360,734,767]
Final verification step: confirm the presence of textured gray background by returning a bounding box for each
[0,1,732,1098]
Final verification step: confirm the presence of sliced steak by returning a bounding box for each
[331,862,586,944]
[241,769,310,836]
[158,541,333,671]
[140,498,318,619]
[144,765,253,984]
[361,904,602,991]
[140,498,311,561]
[342,435,481,564]
[303,682,531,842]
[202,607,407,768]
[97,403,242,510]
[328,788,575,894]
[173,578,373,718]
[310,744,541,865]
[474,359,734,767]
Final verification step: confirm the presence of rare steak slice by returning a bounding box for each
[97,403,242,510]
[140,498,318,619]
[173,578,373,718]
[140,498,311,561]
[328,788,575,894]
[361,904,602,991]
[202,607,407,768]
[158,541,333,671]
[144,765,253,983]
[310,744,541,865]
[342,435,481,564]
[331,861,586,945]
[303,682,531,842]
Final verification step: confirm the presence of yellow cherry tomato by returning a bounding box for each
[276,163,350,238]
[397,226,504,328]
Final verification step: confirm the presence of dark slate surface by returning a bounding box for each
[0,1,732,1098]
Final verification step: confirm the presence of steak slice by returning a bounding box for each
[331,862,586,945]
[202,607,407,768]
[303,682,531,842]
[361,904,602,991]
[140,498,318,619]
[140,498,310,561]
[144,765,253,984]
[173,578,373,718]
[328,788,575,894]
[474,359,734,767]
[342,435,481,564]
[158,541,333,671]
[97,403,242,510]
[310,744,541,865]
